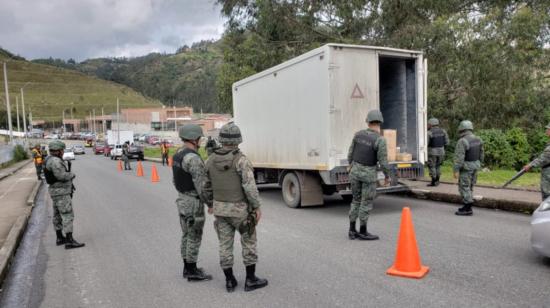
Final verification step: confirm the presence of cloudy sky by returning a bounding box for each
[0,0,225,61]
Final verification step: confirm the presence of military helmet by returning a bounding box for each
[458,120,474,132]
[428,118,440,126]
[179,124,204,141]
[366,110,384,124]
[219,122,242,145]
[48,140,66,151]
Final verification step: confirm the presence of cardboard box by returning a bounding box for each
[382,129,397,161]
[396,152,413,161]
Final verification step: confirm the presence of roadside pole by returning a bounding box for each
[3,62,13,144]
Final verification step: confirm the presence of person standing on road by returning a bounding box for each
[205,122,268,293]
[161,141,169,166]
[427,118,449,186]
[32,144,44,180]
[522,122,550,200]
[347,110,390,241]
[453,120,484,216]
[44,140,85,249]
[172,124,212,282]
[122,141,131,170]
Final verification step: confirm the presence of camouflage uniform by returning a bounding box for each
[427,127,449,179]
[175,147,211,263]
[122,144,131,170]
[347,128,390,226]
[45,156,76,233]
[454,131,484,204]
[529,142,550,200]
[205,149,260,269]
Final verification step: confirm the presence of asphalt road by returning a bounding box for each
[2,149,550,307]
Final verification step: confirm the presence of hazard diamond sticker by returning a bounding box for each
[350,83,364,99]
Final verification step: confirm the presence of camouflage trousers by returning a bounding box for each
[177,195,205,263]
[459,169,477,204]
[427,154,444,178]
[51,194,74,233]
[214,215,257,269]
[349,178,376,226]
[541,168,550,200]
[35,164,42,179]
[122,155,131,170]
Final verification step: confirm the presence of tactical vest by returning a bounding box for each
[428,127,446,148]
[206,150,246,202]
[172,148,197,194]
[464,135,482,162]
[43,156,67,185]
[351,131,379,166]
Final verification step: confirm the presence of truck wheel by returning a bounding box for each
[282,172,301,208]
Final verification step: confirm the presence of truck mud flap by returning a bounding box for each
[296,171,324,206]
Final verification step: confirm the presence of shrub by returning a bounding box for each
[527,129,549,160]
[477,129,515,168]
[505,127,530,170]
[13,144,28,162]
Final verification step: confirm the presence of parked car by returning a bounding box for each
[127,144,144,160]
[45,134,59,140]
[531,197,550,258]
[110,144,123,160]
[138,134,149,142]
[63,147,75,161]
[104,144,113,157]
[73,145,85,155]
[93,142,105,155]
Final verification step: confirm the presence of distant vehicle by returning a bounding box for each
[134,133,141,141]
[127,144,144,160]
[531,197,550,258]
[93,142,105,155]
[110,144,123,160]
[61,132,72,139]
[104,144,113,157]
[63,147,75,161]
[139,134,149,142]
[28,129,44,138]
[84,138,94,147]
[73,145,85,155]
[45,134,59,140]
[148,136,160,145]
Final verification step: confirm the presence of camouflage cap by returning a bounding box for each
[458,120,474,132]
[428,118,440,126]
[219,122,242,145]
[179,124,203,140]
[366,110,384,124]
[48,140,66,151]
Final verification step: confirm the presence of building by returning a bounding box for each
[121,107,193,130]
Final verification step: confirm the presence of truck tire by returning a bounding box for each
[282,172,301,208]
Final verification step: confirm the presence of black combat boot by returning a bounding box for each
[427,177,436,187]
[244,264,268,292]
[223,268,238,292]
[64,232,85,249]
[357,225,379,241]
[55,230,66,246]
[455,203,473,216]
[186,263,212,281]
[349,221,358,240]
[183,259,189,278]
[434,176,440,186]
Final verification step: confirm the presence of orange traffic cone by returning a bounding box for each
[386,207,429,279]
[151,164,160,183]
[117,160,123,172]
[136,161,144,177]
[168,155,173,167]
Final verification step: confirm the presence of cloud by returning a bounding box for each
[0,0,225,61]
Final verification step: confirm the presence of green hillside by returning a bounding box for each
[0,50,161,124]
[32,40,222,113]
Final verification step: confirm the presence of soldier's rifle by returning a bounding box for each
[501,169,526,188]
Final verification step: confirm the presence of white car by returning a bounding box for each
[110,144,123,160]
[531,197,550,258]
[63,147,75,161]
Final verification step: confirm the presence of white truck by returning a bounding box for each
[233,43,428,208]
[106,130,133,159]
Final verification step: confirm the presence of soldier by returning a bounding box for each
[205,122,268,293]
[427,118,449,186]
[172,124,212,281]
[43,140,85,249]
[453,120,484,216]
[347,110,390,241]
[161,141,169,166]
[31,144,44,180]
[122,141,131,170]
[522,122,550,200]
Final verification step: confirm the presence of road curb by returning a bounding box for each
[416,178,541,193]
[26,180,43,206]
[144,157,162,163]
[405,188,539,214]
[0,160,32,182]
[0,210,31,287]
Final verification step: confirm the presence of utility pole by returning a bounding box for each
[20,86,27,139]
[173,104,177,132]
[92,108,96,135]
[3,62,13,143]
[101,107,105,133]
[62,109,65,134]
[117,97,120,144]
[89,111,92,132]
[29,106,33,132]
[16,95,20,132]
